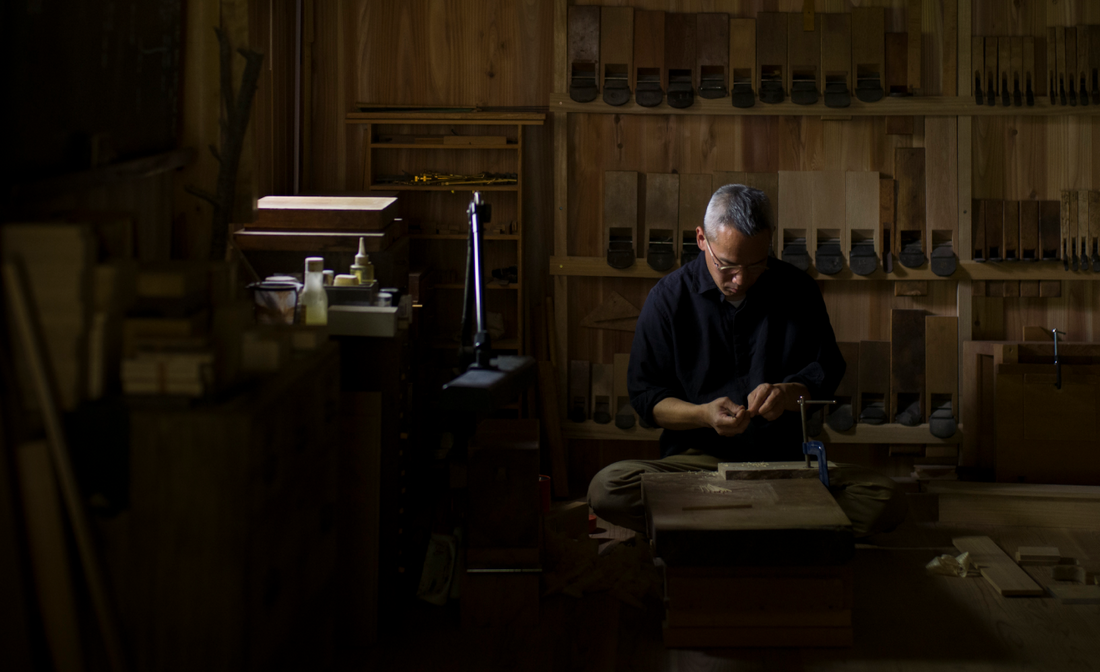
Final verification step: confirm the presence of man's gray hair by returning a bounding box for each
[703,184,774,240]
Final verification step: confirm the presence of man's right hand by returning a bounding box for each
[702,396,752,436]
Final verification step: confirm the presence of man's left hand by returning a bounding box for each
[746,382,809,421]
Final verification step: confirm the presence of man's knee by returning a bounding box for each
[832,467,909,537]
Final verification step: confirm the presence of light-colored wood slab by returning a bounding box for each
[952,536,1044,596]
[729,18,757,95]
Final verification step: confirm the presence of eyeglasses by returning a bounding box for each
[703,236,769,277]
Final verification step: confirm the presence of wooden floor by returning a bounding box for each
[338,510,1100,672]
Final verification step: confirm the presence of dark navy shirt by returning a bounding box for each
[628,253,846,461]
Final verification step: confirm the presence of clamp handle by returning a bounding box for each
[797,397,835,487]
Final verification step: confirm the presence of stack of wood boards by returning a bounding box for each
[2,223,95,410]
[643,470,854,647]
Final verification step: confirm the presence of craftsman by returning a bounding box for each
[588,184,907,537]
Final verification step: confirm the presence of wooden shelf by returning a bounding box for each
[550,256,1100,281]
[822,424,960,445]
[369,184,517,192]
[234,221,406,253]
[559,420,960,444]
[550,92,1100,117]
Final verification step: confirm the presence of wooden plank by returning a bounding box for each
[971,36,985,100]
[985,36,999,103]
[885,32,909,96]
[756,12,787,103]
[696,13,729,99]
[568,360,590,423]
[1009,36,1023,105]
[642,474,852,567]
[1056,27,1067,105]
[633,10,666,97]
[1024,36,1036,103]
[895,148,926,264]
[1079,189,1090,270]
[1020,200,1040,261]
[1003,201,1020,261]
[787,12,820,102]
[926,316,959,423]
[925,116,958,260]
[613,352,635,428]
[942,0,958,97]
[821,12,852,97]
[568,5,600,99]
[600,7,634,97]
[664,13,695,99]
[1091,26,1100,104]
[604,171,639,267]
[952,536,1045,596]
[1015,547,1060,565]
[1061,190,1076,267]
[729,18,757,98]
[812,171,846,273]
[590,362,613,424]
[908,0,922,92]
[678,174,711,262]
[998,37,1012,106]
[1040,199,1061,261]
[1039,280,1061,298]
[1066,28,1078,104]
[852,6,885,101]
[778,171,813,268]
[985,199,1004,261]
[846,171,880,273]
[1049,27,1058,104]
[643,173,678,271]
[858,340,891,421]
[1019,281,1040,298]
[880,177,896,271]
[892,309,927,423]
[254,195,398,230]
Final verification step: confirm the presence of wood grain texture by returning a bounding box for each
[756,12,787,93]
[925,116,958,252]
[821,12,852,95]
[891,309,927,421]
[852,6,885,95]
[895,147,926,255]
[601,6,634,94]
[729,17,757,94]
[953,536,1044,596]
[846,171,880,260]
[925,315,959,419]
[859,340,892,419]
[908,0,922,91]
[696,13,729,92]
[634,9,666,92]
[604,171,639,259]
[813,171,847,259]
[787,11,820,95]
[664,13,695,82]
[678,174,712,261]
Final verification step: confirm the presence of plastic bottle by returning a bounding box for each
[350,237,375,285]
[301,257,328,325]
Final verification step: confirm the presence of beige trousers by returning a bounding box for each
[587,450,909,538]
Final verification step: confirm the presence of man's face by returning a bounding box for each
[695,225,772,300]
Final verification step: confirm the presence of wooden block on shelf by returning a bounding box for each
[891,309,926,423]
[1090,26,1100,103]
[590,362,613,425]
[613,352,635,428]
[665,13,696,95]
[985,36,999,102]
[644,173,679,271]
[568,360,591,423]
[971,36,985,100]
[1024,36,1036,100]
[633,10,666,95]
[1091,190,1100,261]
[821,12,852,98]
[1015,546,1060,565]
[998,37,1011,105]
[568,5,600,96]
[1020,200,1039,261]
[678,174,712,261]
[729,18,757,99]
[953,536,1044,596]
[1040,200,1060,261]
[1066,28,1079,103]
[1079,189,1090,268]
[895,148,926,261]
[858,340,891,421]
[600,6,634,97]
[787,12,820,100]
[778,171,813,268]
[885,32,908,96]
[604,171,639,267]
[1061,190,1076,265]
[894,281,927,297]
[1056,27,1067,104]
[925,116,958,260]
[1010,37,1023,103]
[925,315,958,420]
[971,199,986,261]
[756,12,787,101]
[696,13,729,98]
[851,7,885,101]
[880,178,895,270]
[845,171,880,272]
[984,199,1004,261]
[254,195,398,231]
[811,171,846,271]
[907,0,921,91]
[1003,201,1020,261]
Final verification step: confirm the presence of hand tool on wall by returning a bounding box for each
[567,6,600,103]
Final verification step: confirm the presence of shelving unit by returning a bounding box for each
[549,0,1100,463]
[347,111,544,355]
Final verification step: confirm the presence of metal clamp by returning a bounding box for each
[798,398,835,487]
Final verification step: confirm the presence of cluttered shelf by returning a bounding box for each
[550,93,1100,118]
[560,421,960,444]
[550,256,1100,281]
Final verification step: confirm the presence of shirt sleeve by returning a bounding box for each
[628,285,686,427]
[780,278,846,401]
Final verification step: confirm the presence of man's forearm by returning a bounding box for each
[652,397,709,430]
